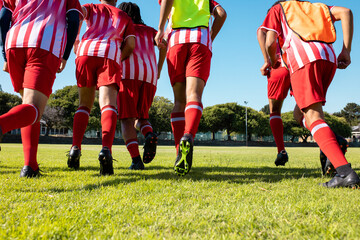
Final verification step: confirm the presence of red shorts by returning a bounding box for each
[117,79,157,119]
[290,60,336,110]
[6,48,60,97]
[167,43,212,86]
[75,56,121,89]
[267,66,290,100]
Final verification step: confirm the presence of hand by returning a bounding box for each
[57,59,67,73]
[155,29,166,49]
[3,62,8,73]
[260,61,271,76]
[337,48,351,69]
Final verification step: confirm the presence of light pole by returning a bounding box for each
[244,101,248,147]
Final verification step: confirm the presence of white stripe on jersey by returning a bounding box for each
[290,40,304,69]
[301,41,316,62]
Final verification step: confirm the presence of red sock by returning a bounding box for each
[101,105,117,151]
[140,122,153,137]
[269,113,285,153]
[72,106,90,150]
[0,104,39,134]
[126,138,140,158]
[171,112,185,151]
[310,120,348,168]
[184,101,203,137]
[21,121,40,171]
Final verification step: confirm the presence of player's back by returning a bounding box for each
[4,0,72,58]
[122,24,157,85]
[77,3,133,64]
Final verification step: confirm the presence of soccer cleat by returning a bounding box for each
[129,158,145,170]
[98,147,114,175]
[322,170,360,188]
[320,135,348,176]
[20,166,41,178]
[275,150,288,166]
[67,146,81,170]
[174,136,193,176]
[143,132,158,164]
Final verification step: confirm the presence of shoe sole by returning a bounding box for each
[174,140,192,176]
[143,135,158,164]
[99,154,114,176]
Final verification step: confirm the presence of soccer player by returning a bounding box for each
[67,0,135,175]
[0,0,82,177]
[118,2,166,170]
[260,1,360,188]
[155,0,226,176]
[257,1,290,166]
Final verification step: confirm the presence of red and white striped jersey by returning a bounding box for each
[122,24,158,86]
[4,0,82,59]
[260,4,336,73]
[166,0,220,52]
[76,4,135,65]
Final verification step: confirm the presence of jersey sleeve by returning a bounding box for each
[210,0,220,14]
[66,0,83,18]
[260,4,282,36]
[123,18,136,40]
[3,0,16,12]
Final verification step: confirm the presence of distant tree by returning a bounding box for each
[325,113,352,138]
[260,104,270,115]
[148,96,173,134]
[0,85,3,92]
[247,110,271,141]
[41,106,66,136]
[334,103,360,126]
[282,111,311,143]
[48,85,101,131]
[0,91,22,115]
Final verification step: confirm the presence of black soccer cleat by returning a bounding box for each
[20,166,41,178]
[143,132,158,164]
[67,146,81,170]
[275,150,288,166]
[174,136,193,176]
[99,147,114,175]
[129,159,145,170]
[322,170,360,188]
[320,135,348,176]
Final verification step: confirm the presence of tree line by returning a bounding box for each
[0,85,356,141]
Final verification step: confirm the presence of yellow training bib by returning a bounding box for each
[171,0,210,29]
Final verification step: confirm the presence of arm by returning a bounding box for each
[74,7,87,54]
[331,6,353,69]
[257,29,270,76]
[58,10,80,73]
[121,36,135,61]
[155,0,174,48]
[157,40,167,79]
[0,7,12,72]
[210,5,226,42]
[265,30,279,69]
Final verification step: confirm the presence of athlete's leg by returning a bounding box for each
[171,82,186,151]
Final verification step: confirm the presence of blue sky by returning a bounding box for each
[0,0,359,113]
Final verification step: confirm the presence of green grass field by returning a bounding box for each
[1,144,360,239]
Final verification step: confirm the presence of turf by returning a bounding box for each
[1,144,360,239]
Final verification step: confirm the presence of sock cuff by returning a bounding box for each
[140,124,153,132]
[76,106,91,115]
[185,101,203,113]
[310,120,328,136]
[269,113,281,121]
[101,105,117,115]
[126,138,138,147]
[27,104,40,124]
[171,112,185,122]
